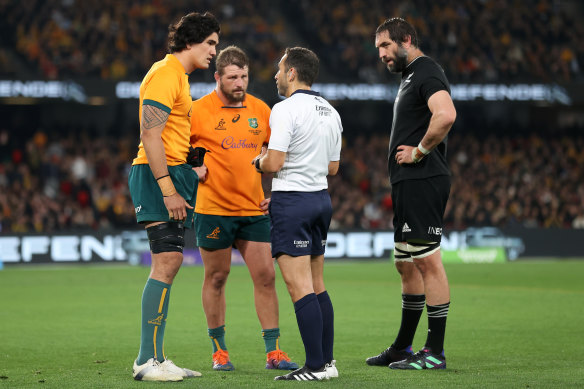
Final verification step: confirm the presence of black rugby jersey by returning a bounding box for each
[388,56,451,185]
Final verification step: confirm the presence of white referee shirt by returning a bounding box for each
[268,90,343,192]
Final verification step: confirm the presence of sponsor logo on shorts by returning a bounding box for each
[148,314,164,326]
[428,226,442,235]
[402,223,411,232]
[206,227,221,239]
[215,119,227,130]
[134,205,142,214]
[321,240,326,247]
[294,240,309,248]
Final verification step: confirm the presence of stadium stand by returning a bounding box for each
[288,0,584,83]
[1,0,286,82]
[3,1,582,83]
[1,128,583,233]
[1,1,583,233]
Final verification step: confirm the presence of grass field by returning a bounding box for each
[1,260,583,388]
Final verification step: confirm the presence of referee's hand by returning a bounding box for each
[252,145,268,173]
[193,163,208,183]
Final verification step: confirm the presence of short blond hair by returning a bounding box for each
[215,45,249,75]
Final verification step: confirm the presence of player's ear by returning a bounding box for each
[214,71,220,82]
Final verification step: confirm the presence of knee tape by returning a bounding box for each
[407,241,440,259]
[146,222,185,254]
[394,242,413,262]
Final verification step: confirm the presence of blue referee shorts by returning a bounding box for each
[269,190,332,258]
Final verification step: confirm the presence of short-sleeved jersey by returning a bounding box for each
[191,90,271,216]
[133,54,192,166]
[269,90,343,192]
[388,56,451,184]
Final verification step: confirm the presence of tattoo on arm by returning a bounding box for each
[142,105,170,130]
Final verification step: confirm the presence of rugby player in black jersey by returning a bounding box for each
[366,17,456,371]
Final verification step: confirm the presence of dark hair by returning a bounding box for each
[283,47,319,86]
[375,17,419,48]
[215,45,249,75]
[168,12,220,53]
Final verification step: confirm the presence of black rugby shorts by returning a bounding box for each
[392,175,450,243]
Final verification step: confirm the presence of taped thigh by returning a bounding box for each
[393,242,413,263]
[406,241,440,259]
[146,222,185,254]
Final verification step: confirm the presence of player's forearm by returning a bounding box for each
[259,149,286,173]
[328,160,339,176]
[142,132,177,197]
[421,110,456,150]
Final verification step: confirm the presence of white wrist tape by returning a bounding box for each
[418,142,431,155]
[411,148,422,163]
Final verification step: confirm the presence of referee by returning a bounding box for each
[254,47,343,381]
[366,18,456,370]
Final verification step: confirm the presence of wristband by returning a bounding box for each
[417,142,431,155]
[254,158,263,173]
[411,147,424,163]
[156,175,177,197]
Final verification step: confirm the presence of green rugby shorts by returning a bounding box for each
[128,163,199,229]
[194,213,270,249]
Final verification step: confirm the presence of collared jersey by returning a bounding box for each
[133,54,193,166]
[269,90,343,192]
[191,90,271,216]
[388,56,451,184]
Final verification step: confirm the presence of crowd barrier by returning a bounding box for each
[1,227,582,266]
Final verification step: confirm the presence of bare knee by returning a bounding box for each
[150,253,183,283]
[395,260,424,294]
[395,261,408,276]
[395,260,418,279]
[254,269,276,289]
[283,277,312,302]
[206,269,230,290]
[413,251,444,278]
[413,260,428,275]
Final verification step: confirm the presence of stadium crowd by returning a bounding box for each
[1,128,583,233]
[1,1,583,233]
[2,0,582,83]
[2,0,286,82]
[0,128,136,232]
[289,0,583,83]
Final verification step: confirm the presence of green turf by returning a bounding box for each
[1,260,583,388]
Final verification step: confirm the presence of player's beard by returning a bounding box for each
[220,82,246,104]
[388,45,409,73]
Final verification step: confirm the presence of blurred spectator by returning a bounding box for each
[0,129,135,232]
[289,0,584,83]
[2,0,286,82]
[0,128,583,232]
[1,1,582,83]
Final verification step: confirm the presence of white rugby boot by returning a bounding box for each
[132,358,183,381]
